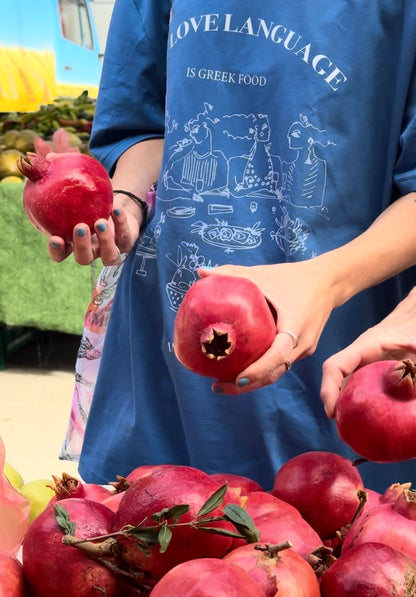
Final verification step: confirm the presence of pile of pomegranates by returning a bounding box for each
[3,450,416,594]
[6,347,416,595]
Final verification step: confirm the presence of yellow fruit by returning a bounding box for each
[0,149,24,178]
[13,129,38,153]
[20,479,55,522]
[3,462,24,489]
[0,175,24,184]
[1,129,20,149]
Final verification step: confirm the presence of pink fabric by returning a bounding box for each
[59,258,125,461]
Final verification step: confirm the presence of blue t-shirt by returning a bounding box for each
[80,0,416,491]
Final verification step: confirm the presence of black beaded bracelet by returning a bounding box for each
[113,189,148,221]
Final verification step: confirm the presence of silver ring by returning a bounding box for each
[280,330,299,349]
[284,360,291,371]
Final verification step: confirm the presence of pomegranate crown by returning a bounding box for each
[17,152,50,182]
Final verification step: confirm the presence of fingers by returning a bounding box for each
[93,219,123,266]
[320,362,346,419]
[48,236,73,262]
[72,224,96,265]
[73,217,122,266]
[111,206,135,253]
[211,330,300,396]
[320,348,365,418]
[48,224,107,265]
[47,207,134,267]
[198,264,245,279]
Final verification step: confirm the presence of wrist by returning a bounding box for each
[113,189,148,222]
[311,249,362,309]
[113,184,157,225]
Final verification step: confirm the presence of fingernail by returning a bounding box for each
[213,386,224,394]
[237,377,250,387]
[97,222,107,232]
[50,241,60,248]
[202,266,214,270]
[113,208,121,216]
[76,228,86,238]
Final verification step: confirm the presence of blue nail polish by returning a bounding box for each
[97,222,107,232]
[213,386,224,394]
[113,208,121,216]
[237,377,250,387]
[76,228,86,237]
[50,241,60,248]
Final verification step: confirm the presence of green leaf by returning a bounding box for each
[126,526,161,547]
[54,503,76,536]
[158,523,173,553]
[197,484,228,518]
[197,526,248,539]
[223,503,261,543]
[235,525,261,544]
[151,504,190,523]
[223,503,257,529]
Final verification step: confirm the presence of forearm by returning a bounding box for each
[316,192,416,308]
[111,138,164,220]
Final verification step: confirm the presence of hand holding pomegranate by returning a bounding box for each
[48,203,140,266]
[18,151,114,243]
[47,137,163,266]
[321,286,416,418]
[198,259,338,393]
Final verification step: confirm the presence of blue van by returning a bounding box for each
[0,0,102,112]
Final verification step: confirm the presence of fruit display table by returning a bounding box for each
[0,182,98,362]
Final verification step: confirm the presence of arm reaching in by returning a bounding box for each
[320,286,416,418]
[47,138,163,265]
[199,192,416,394]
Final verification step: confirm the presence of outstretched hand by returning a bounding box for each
[198,260,338,395]
[320,287,416,418]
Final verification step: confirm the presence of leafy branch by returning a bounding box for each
[56,483,260,557]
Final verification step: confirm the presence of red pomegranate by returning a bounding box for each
[341,485,416,561]
[250,509,322,558]
[125,463,176,483]
[272,451,364,540]
[100,475,131,512]
[113,464,240,580]
[320,542,416,596]
[229,490,304,551]
[210,472,264,495]
[351,482,410,528]
[48,472,112,502]
[322,483,407,557]
[335,359,416,462]
[149,557,267,596]
[173,275,277,381]
[244,490,302,520]
[382,482,412,504]
[17,151,113,242]
[224,541,321,597]
[22,498,117,597]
